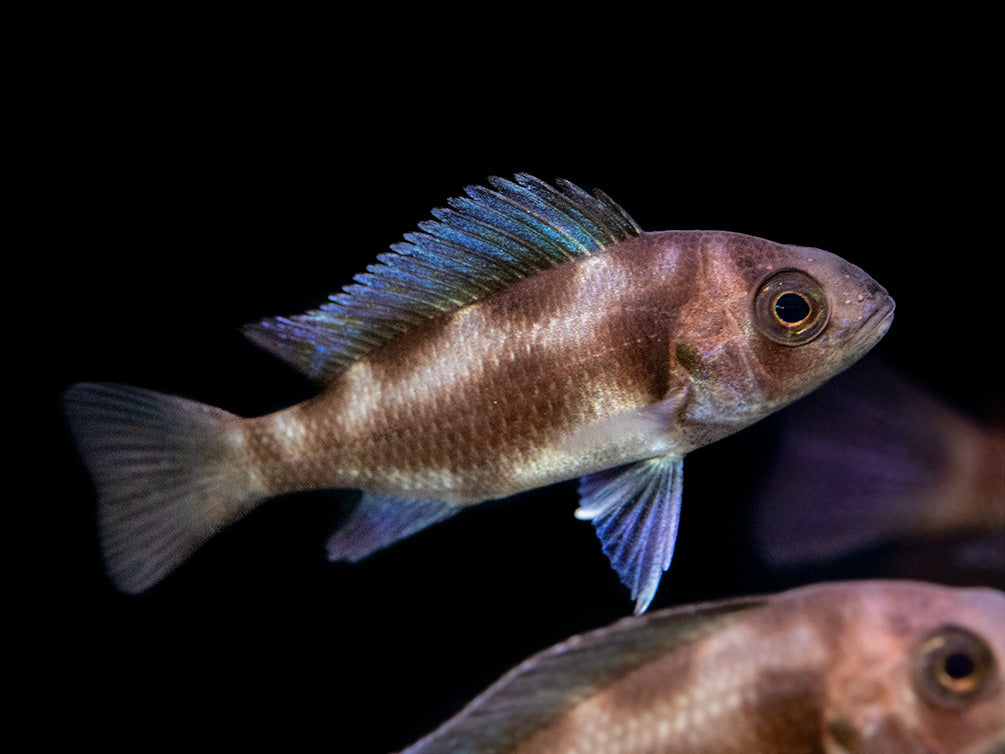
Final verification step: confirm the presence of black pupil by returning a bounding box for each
[775,292,811,324]
[943,651,976,680]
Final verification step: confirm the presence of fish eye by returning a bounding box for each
[753,269,829,345]
[913,624,997,709]
[773,292,812,324]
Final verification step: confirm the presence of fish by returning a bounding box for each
[753,360,1005,571]
[64,173,894,611]
[400,580,1005,754]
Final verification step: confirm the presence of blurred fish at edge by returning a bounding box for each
[753,359,1005,582]
[402,580,1005,754]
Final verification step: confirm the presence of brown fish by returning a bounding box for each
[64,174,894,610]
[401,580,1005,754]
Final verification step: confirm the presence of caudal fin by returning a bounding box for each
[64,382,264,593]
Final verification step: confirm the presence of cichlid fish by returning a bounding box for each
[401,580,1005,754]
[64,174,894,610]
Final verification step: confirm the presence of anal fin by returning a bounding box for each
[576,455,684,614]
[327,494,459,562]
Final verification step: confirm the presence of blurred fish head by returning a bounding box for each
[824,584,1005,754]
[672,232,895,441]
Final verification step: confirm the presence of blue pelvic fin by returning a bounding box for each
[326,493,459,562]
[243,174,641,384]
[576,455,684,614]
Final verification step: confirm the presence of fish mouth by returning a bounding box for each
[843,294,895,358]
[868,298,896,340]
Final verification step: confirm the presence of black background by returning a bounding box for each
[26,15,1002,753]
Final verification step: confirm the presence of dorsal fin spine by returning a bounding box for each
[398,234,507,288]
[415,221,527,279]
[447,193,570,267]
[477,183,592,260]
[486,178,593,255]
[490,175,609,251]
[427,208,550,273]
[553,178,620,236]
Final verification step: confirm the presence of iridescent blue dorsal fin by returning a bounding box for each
[242,174,642,383]
[576,455,685,614]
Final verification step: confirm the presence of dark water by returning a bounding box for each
[36,46,1001,753]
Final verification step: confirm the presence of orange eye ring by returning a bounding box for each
[754,270,829,345]
[772,290,812,327]
[913,624,997,709]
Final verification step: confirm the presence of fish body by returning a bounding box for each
[65,175,894,608]
[402,580,1005,754]
[247,230,885,501]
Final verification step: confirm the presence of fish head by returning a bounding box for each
[737,236,895,405]
[675,232,895,437]
[823,582,1005,754]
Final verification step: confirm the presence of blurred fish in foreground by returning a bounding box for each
[64,174,894,611]
[753,361,1005,574]
[402,580,1005,754]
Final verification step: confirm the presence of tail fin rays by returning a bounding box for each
[64,383,264,593]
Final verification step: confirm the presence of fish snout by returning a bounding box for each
[825,278,895,356]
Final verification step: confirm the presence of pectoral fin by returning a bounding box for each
[576,455,684,614]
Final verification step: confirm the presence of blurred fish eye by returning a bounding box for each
[913,624,997,709]
[753,269,829,345]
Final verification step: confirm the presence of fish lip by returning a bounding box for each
[871,298,896,338]
[856,294,895,342]
[824,296,894,369]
